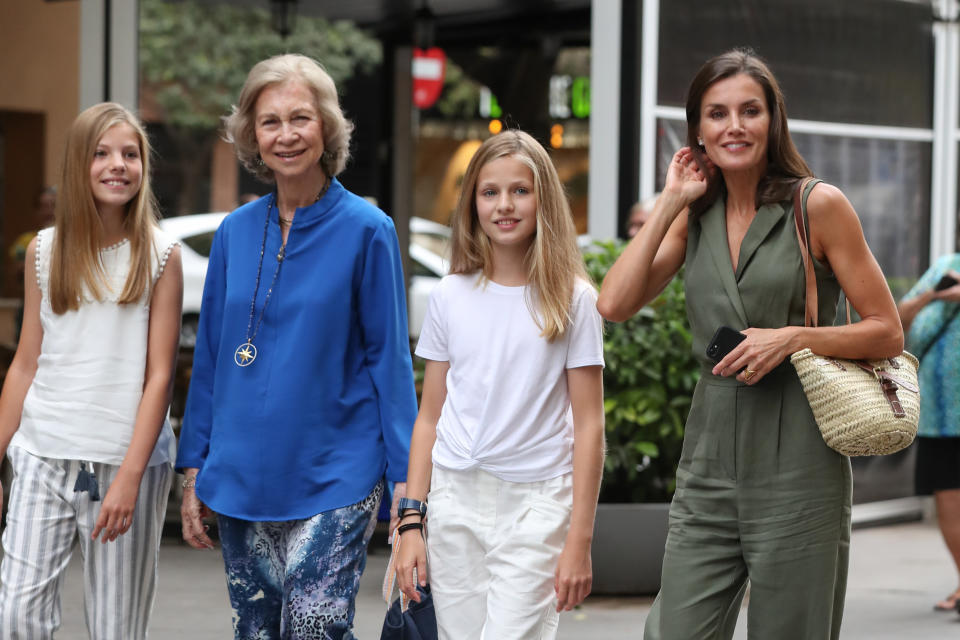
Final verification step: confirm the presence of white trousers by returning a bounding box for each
[0,446,172,640]
[427,465,572,640]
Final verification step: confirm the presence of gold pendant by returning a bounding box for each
[234,341,257,367]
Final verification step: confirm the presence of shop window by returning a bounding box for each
[657,0,933,129]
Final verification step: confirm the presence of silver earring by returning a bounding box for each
[697,137,703,146]
[255,154,264,167]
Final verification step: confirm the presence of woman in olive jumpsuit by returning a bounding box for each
[597,50,904,639]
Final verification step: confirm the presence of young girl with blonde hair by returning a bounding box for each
[396,130,605,639]
[0,102,183,639]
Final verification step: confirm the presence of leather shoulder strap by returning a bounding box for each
[792,177,819,328]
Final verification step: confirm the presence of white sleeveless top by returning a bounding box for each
[10,227,178,466]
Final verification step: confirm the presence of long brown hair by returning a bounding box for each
[686,49,812,217]
[449,130,588,342]
[49,103,159,313]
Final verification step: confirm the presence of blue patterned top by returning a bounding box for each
[904,253,960,438]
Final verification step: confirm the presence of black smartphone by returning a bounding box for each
[935,274,958,292]
[706,326,746,363]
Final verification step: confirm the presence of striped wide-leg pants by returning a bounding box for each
[0,446,172,640]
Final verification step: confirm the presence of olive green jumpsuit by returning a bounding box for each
[644,182,852,640]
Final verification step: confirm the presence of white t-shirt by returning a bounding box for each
[11,227,178,466]
[415,272,604,482]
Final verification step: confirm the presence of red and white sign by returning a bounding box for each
[412,47,446,109]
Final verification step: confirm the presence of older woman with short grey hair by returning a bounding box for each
[176,53,417,638]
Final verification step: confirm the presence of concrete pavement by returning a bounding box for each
[50,518,958,639]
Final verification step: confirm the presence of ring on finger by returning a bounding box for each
[743,368,757,381]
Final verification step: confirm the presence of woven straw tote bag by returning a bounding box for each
[788,178,920,457]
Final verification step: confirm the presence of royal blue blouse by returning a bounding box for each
[176,179,417,520]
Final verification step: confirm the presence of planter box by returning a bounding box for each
[592,502,670,595]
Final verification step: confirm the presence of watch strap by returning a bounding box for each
[397,497,427,516]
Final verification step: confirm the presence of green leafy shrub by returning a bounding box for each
[583,241,700,503]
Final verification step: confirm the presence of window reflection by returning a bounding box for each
[657,0,933,128]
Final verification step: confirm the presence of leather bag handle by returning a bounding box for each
[793,178,853,328]
[792,179,912,418]
[792,177,819,328]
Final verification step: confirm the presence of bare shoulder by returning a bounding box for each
[804,182,870,264]
[26,234,40,257]
[805,182,864,246]
[164,244,183,270]
[152,245,183,299]
[805,182,859,225]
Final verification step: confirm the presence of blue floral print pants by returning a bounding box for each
[218,481,383,640]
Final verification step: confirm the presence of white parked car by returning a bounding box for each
[159,212,228,347]
[408,216,450,337]
[159,213,448,346]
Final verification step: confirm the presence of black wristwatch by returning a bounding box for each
[397,497,427,518]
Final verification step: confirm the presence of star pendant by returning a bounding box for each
[234,342,258,367]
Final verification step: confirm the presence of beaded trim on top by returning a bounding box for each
[33,232,130,295]
[35,230,179,304]
[34,230,43,291]
[101,238,130,252]
[152,240,180,285]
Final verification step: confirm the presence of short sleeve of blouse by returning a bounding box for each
[565,280,605,369]
[415,277,449,362]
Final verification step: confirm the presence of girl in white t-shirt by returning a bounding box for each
[396,130,605,639]
[0,103,183,639]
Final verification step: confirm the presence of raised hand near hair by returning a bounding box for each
[597,146,712,322]
[663,147,712,210]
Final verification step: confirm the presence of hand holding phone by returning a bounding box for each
[935,274,959,292]
[706,326,746,363]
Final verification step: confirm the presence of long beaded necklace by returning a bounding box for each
[234,180,329,367]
